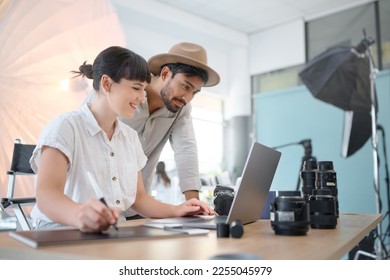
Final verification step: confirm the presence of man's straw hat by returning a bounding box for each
[148,42,220,87]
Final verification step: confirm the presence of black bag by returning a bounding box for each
[213,185,235,216]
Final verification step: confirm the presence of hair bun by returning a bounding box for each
[79,61,93,79]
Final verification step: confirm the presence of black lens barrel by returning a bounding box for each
[309,189,337,229]
[270,191,310,236]
[301,159,317,201]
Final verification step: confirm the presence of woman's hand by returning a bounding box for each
[76,199,122,232]
[174,198,216,217]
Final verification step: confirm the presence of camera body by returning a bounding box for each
[270,191,310,236]
[213,185,235,216]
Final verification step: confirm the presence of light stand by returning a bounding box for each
[272,139,317,191]
[364,37,384,259]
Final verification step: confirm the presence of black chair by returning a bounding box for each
[1,139,36,230]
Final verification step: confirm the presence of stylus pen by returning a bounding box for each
[99,197,119,231]
[87,172,119,231]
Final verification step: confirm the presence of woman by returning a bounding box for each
[30,46,214,232]
[152,161,175,204]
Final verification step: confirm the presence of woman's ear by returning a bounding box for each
[101,75,112,94]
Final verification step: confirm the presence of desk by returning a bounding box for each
[0,213,382,260]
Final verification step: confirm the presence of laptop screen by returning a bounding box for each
[226,142,281,225]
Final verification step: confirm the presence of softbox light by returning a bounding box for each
[299,39,376,157]
[299,45,371,111]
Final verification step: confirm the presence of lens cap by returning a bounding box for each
[230,220,244,238]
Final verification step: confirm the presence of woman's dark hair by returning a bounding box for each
[161,63,208,85]
[72,46,151,90]
[156,161,171,187]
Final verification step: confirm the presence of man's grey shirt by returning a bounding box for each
[119,98,202,197]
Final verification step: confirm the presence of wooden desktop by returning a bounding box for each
[0,213,382,260]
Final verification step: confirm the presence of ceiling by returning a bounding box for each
[155,0,374,34]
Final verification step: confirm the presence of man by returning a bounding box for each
[120,42,220,217]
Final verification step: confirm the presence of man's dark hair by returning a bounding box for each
[161,63,208,85]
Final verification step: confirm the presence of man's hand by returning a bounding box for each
[174,198,216,217]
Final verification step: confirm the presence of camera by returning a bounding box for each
[270,191,310,236]
[213,185,234,216]
[309,188,337,229]
[315,161,339,216]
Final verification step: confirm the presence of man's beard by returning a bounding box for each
[160,88,186,113]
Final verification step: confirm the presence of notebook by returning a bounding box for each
[9,225,207,249]
[145,141,281,229]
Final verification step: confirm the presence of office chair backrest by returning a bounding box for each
[7,140,36,198]
[10,144,35,173]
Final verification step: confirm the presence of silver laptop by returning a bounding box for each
[146,141,281,229]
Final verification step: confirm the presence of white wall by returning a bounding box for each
[224,46,251,120]
[249,19,305,75]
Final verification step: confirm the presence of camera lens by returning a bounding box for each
[230,220,244,238]
[300,159,317,202]
[309,189,337,229]
[316,161,339,216]
[316,161,336,188]
[270,191,310,236]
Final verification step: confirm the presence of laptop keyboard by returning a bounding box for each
[187,215,227,224]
